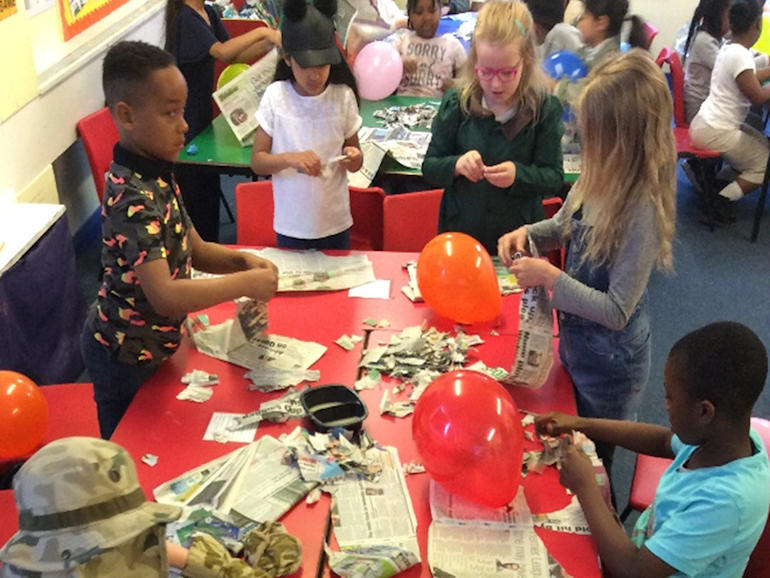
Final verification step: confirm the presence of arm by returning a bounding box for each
[735,68,770,106]
[339,133,364,173]
[421,90,464,188]
[188,227,277,275]
[250,126,322,177]
[497,198,570,265]
[210,27,280,64]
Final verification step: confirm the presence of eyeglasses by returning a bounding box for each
[474,65,521,83]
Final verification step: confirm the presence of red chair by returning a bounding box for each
[382,189,443,252]
[643,22,659,51]
[542,196,565,269]
[235,180,276,246]
[350,186,386,251]
[76,108,119,204]
[0,488,18,554]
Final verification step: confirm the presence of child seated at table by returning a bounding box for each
[524,0,583,59]
[421,0,564,255]
[690,0,770,205]
[535,321,770,577]
[81,41,278,439]
[0,436,301,577]
[391,0,467,97]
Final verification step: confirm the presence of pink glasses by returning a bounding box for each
[474,65,520,82]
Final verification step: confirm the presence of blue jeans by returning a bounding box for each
[276,229,350,250]
[81,328,160,439]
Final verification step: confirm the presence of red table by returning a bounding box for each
[110,250,601,577]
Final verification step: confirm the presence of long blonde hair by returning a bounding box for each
[567,49,676,271]
[458,1,549,121]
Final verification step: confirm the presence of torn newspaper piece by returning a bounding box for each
[326,543,420,578]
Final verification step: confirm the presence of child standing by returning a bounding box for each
[250,0,364,250]
[82,41,278,439]
[683,0,731,125]
[524,0,583,59]
[422,0,564,256]
[690,0,770,204]
[392,0,467,97]
[536,322,770,577]
[499,50,677,473]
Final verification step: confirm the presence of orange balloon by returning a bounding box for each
[417,232,501,324]
[0,371,48,460]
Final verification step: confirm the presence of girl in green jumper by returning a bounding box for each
[421,0,564,255]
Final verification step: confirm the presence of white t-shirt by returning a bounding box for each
[697,42,762,131]
[392,31,467,97]
[255,81,362,239]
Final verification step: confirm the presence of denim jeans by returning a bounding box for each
[81,327,160,439]
[276,229,350,250]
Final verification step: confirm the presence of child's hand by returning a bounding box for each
[535,411,581,437]
[243,267,279,302]
[455,150,485,182]
[339,146,363,172]
[243,252,278,276]
[483,161,516,188]
[268,28,282,46]
[289,151,322,177]
[497,226,529,266]
[402,57,418,75]
[558,437,596,495]
[508,256,561,290]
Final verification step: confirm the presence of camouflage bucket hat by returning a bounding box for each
[0,436,181,573]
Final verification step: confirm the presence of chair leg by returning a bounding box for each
[692,158,717,232]
[220,190,235,223]
[750,141,770,242]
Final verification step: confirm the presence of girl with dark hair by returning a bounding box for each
[250,0,364,250]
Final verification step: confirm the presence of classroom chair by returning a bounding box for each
[0,488,18,552]
[542,196,565,269]
[76,107,119,204]
[643,22,658,51]
[382,188,443,252]
[350,186,386,251]
[655,47,722,231]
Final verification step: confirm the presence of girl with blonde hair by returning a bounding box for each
[499,50,677,473]
[421,0,564,255]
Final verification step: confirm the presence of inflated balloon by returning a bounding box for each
[417,232,501,324]
[353,41,404,100]
[0,371,48,460]
[217,63,250,89]
[542,50,587,81]
[753,15,770,54]
[413,370,524,507]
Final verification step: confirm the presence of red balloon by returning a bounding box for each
[413,370,523,507]
[417,232,501,324]
[0,371,48,460]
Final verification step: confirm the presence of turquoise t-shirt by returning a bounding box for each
[632,429,770,577]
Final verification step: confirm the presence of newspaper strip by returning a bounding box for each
[504,235,555,388]
[212,48,280,146]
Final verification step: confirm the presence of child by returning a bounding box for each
[535,322,770,577]
[81,41,278,439]
[0,437,301,577]
[165,0,281,241]
[690,0,770,204]
[250,0,364,250]
[683,0,731,125]
[498,50,677,473]
[524,0,583,59]
[421,0,564,256]
[391,0,467,97]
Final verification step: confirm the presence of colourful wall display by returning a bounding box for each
[58,0,129,39]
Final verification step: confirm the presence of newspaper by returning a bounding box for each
[428,483,556,578]
[348,141,387,188]
[153,435,316,522]
[401,259,519,303]
[358,124,433,170]
[212,48,280,146]
[504,237,554,388]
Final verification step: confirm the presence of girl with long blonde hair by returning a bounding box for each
[499,50,677,473]
[421,0,564,255]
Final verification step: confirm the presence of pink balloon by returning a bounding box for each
[353,41,404,100]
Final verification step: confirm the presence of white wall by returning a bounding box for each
[631,0,699,56]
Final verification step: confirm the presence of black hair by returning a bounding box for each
[274,56,360,104]
[524,0,566,33]
[730,0,762,35]
[668,321,768,420]
[684,0,731,62]
[583,0,648,49]
[164,0,184,53]
[103,40,176,110]
[407,0,441,18]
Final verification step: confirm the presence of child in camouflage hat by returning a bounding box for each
[0,437,301,577]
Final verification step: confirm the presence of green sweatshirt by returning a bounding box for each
[422,88,564,255]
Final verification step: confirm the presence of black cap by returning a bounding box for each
[281,0,342,68]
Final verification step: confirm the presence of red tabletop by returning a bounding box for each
[109,250,600,578]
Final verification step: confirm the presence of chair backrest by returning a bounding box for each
[744,416,770,577]
[76,108,120,203]
[542,196,565,269]
[350,186,386,251]
[382,189,443,252]
[643,22,659,50]
[235,180,276,246]
[655,46,687,129]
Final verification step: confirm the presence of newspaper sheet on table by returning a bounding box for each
[428,482,555,577]
[241,248,375,291]
[358,125,433,170]
[212,48,280,146]
[153,435,316,522]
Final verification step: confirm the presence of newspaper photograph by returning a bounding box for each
[212,48,280,146]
